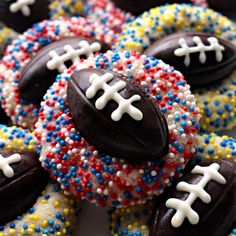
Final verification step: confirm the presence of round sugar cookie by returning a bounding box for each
[109,133,236,236]
[116,4,236,133]
[0,17,115,130]
[0,125,80,236]
[35,50,200,207]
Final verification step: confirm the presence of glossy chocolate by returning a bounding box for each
[144,32,236,87]
[18,37,110,105]
[0,150,49,224]
[67,68,169,162]
[0,0,49,33]
[110,0,191,15]
[208,0,236,20]
[149,159,236,236]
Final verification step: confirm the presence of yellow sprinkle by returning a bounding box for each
[141,225,148,231]
[29,224,35,229]
[217,150,223,156]
[28,145,34,151]
[54,201,61,207]
[8,229,16,235]
[127,224,133,230]
[29,215,40,221]
[65,221,71,227]
[63,208,69,215]
[42,220,48,227]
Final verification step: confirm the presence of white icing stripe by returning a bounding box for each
[47,41,101,73]
[9,0,35,17]
[174,36,225,67]
[86,73,143,121]
[166,163,226,228]
[0,153,21,178]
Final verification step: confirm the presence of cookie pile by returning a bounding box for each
[0,0,235,235]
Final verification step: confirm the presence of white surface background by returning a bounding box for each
[72,127,236,236]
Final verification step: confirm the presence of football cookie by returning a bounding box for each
[116,4,236,132]
[0,0,85,33]
[0,0,86,59]
[0,125,80,236]
[109,133,236,236]
[0,17,115,130]
[35,50,200,207]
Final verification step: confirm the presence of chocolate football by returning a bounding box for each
[110,0,191,15]
[67,68,169,162]
[18,36,110,105]
[0,0,49,33]
[144,32,236,87]
[149,159,236,236]
[0,150,49,224]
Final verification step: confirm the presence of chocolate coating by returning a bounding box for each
[18,37,110,105]
[110,0,191,15]
[149,159,236,236]
[144,32,236,88]
[0,150,49,225]
[0,0,49,33]
[67,68,169,162]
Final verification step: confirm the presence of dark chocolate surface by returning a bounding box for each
[144,32,236,87]
[0,0,49,33]
[18,36,110,105]
[208,0,236,20]
[149,159,236,236]
[110,0,192,15]
[0,150,49,225]
[67,68,169,162]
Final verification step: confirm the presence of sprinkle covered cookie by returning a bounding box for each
[0,125,80,235]
[0,0,85,33]
[35,50,200,207]
[116,4,236,132]
[0,0,86,59]
[109,133,236,236]
[0,17,115,130]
